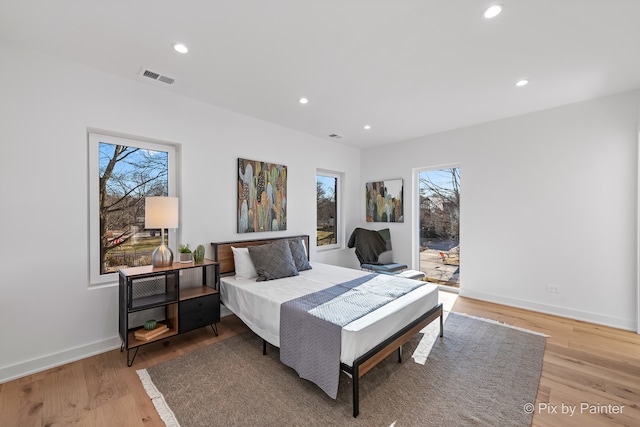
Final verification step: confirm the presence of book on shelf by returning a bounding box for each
[134,324,169,341]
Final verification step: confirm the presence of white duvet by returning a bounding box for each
[220,262,439,365]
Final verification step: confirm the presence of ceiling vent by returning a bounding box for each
[328,134,343,139]
[139,68,175,85]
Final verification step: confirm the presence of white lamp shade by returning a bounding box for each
[145,197,179,229]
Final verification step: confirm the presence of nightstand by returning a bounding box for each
[118,259,220,366]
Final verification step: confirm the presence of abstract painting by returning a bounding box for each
[365,179,403,222]
[238,158,287,233]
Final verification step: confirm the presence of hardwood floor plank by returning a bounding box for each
[542,379,640,427]
[119,363,164,426]
[89,394,151,427]
[41,362,91,426]
[573,323,640,345]
[0,374,44,427]
[544,343,640,393]
[539,388,614,427]
[568,339,640,370]
[82,350,129,410]
[542,360,607,393]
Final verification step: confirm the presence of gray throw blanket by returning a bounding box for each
[347,228,387,264]
[280,273,427,398]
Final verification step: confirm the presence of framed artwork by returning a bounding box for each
[238,158,287,233]
[365,179,404,222]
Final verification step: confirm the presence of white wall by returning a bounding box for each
[0,40,361,382]
[361,90,640,331]
[2,37,638,383]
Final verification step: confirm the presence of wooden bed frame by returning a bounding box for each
[211,235,444,417]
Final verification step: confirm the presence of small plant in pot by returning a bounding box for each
[179,244,193,263]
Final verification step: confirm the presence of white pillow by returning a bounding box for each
[231,246,258,280]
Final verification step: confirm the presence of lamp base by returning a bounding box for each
[151,244,174,268]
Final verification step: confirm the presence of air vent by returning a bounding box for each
[142,69,160,80]
[139,68,175,85]
[157,75,175,85]
[329,134,343,139]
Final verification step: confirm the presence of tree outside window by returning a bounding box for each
[317,173,338,247]
[89,133,176,284]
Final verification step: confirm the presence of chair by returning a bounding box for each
[347,227,408,273]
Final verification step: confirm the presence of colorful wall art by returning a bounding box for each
[238,158,287,233]
[365,179,404,222]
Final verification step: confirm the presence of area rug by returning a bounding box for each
[137,313,546,426]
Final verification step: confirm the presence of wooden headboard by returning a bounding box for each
[211,235,310,275]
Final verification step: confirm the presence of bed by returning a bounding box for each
[211,235,443,417]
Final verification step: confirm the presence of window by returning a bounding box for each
[316,171,340,249]
[89,132,177,286]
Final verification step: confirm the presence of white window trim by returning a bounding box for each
[316,169,343,251]
[88,131,178,287]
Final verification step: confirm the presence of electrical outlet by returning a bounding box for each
[546,284,560,294]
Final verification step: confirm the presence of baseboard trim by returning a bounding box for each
[2,311,237,384]
[0,336,121,384]
[458,288,638,332]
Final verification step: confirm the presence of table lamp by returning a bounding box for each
[145,196,179,268]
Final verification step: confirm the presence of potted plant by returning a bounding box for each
[179,244,193,263]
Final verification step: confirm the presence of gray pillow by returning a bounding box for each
[288,238,312,272]
[248,240,299,281]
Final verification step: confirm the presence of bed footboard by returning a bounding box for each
[341,302,444,417]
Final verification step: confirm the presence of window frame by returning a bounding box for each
[316,169,342,251]
[88,131,178,287]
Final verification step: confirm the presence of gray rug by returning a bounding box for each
[138,313,546,426]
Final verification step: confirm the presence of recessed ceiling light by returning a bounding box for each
[363,125,372,130]
[515,79,529,87]
[299,97,309,104]
[483,4,503,19]
[173,43,188,54]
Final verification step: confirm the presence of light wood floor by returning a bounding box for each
[1,295,638,426]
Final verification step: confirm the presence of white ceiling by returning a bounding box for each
[2,0,640,149]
